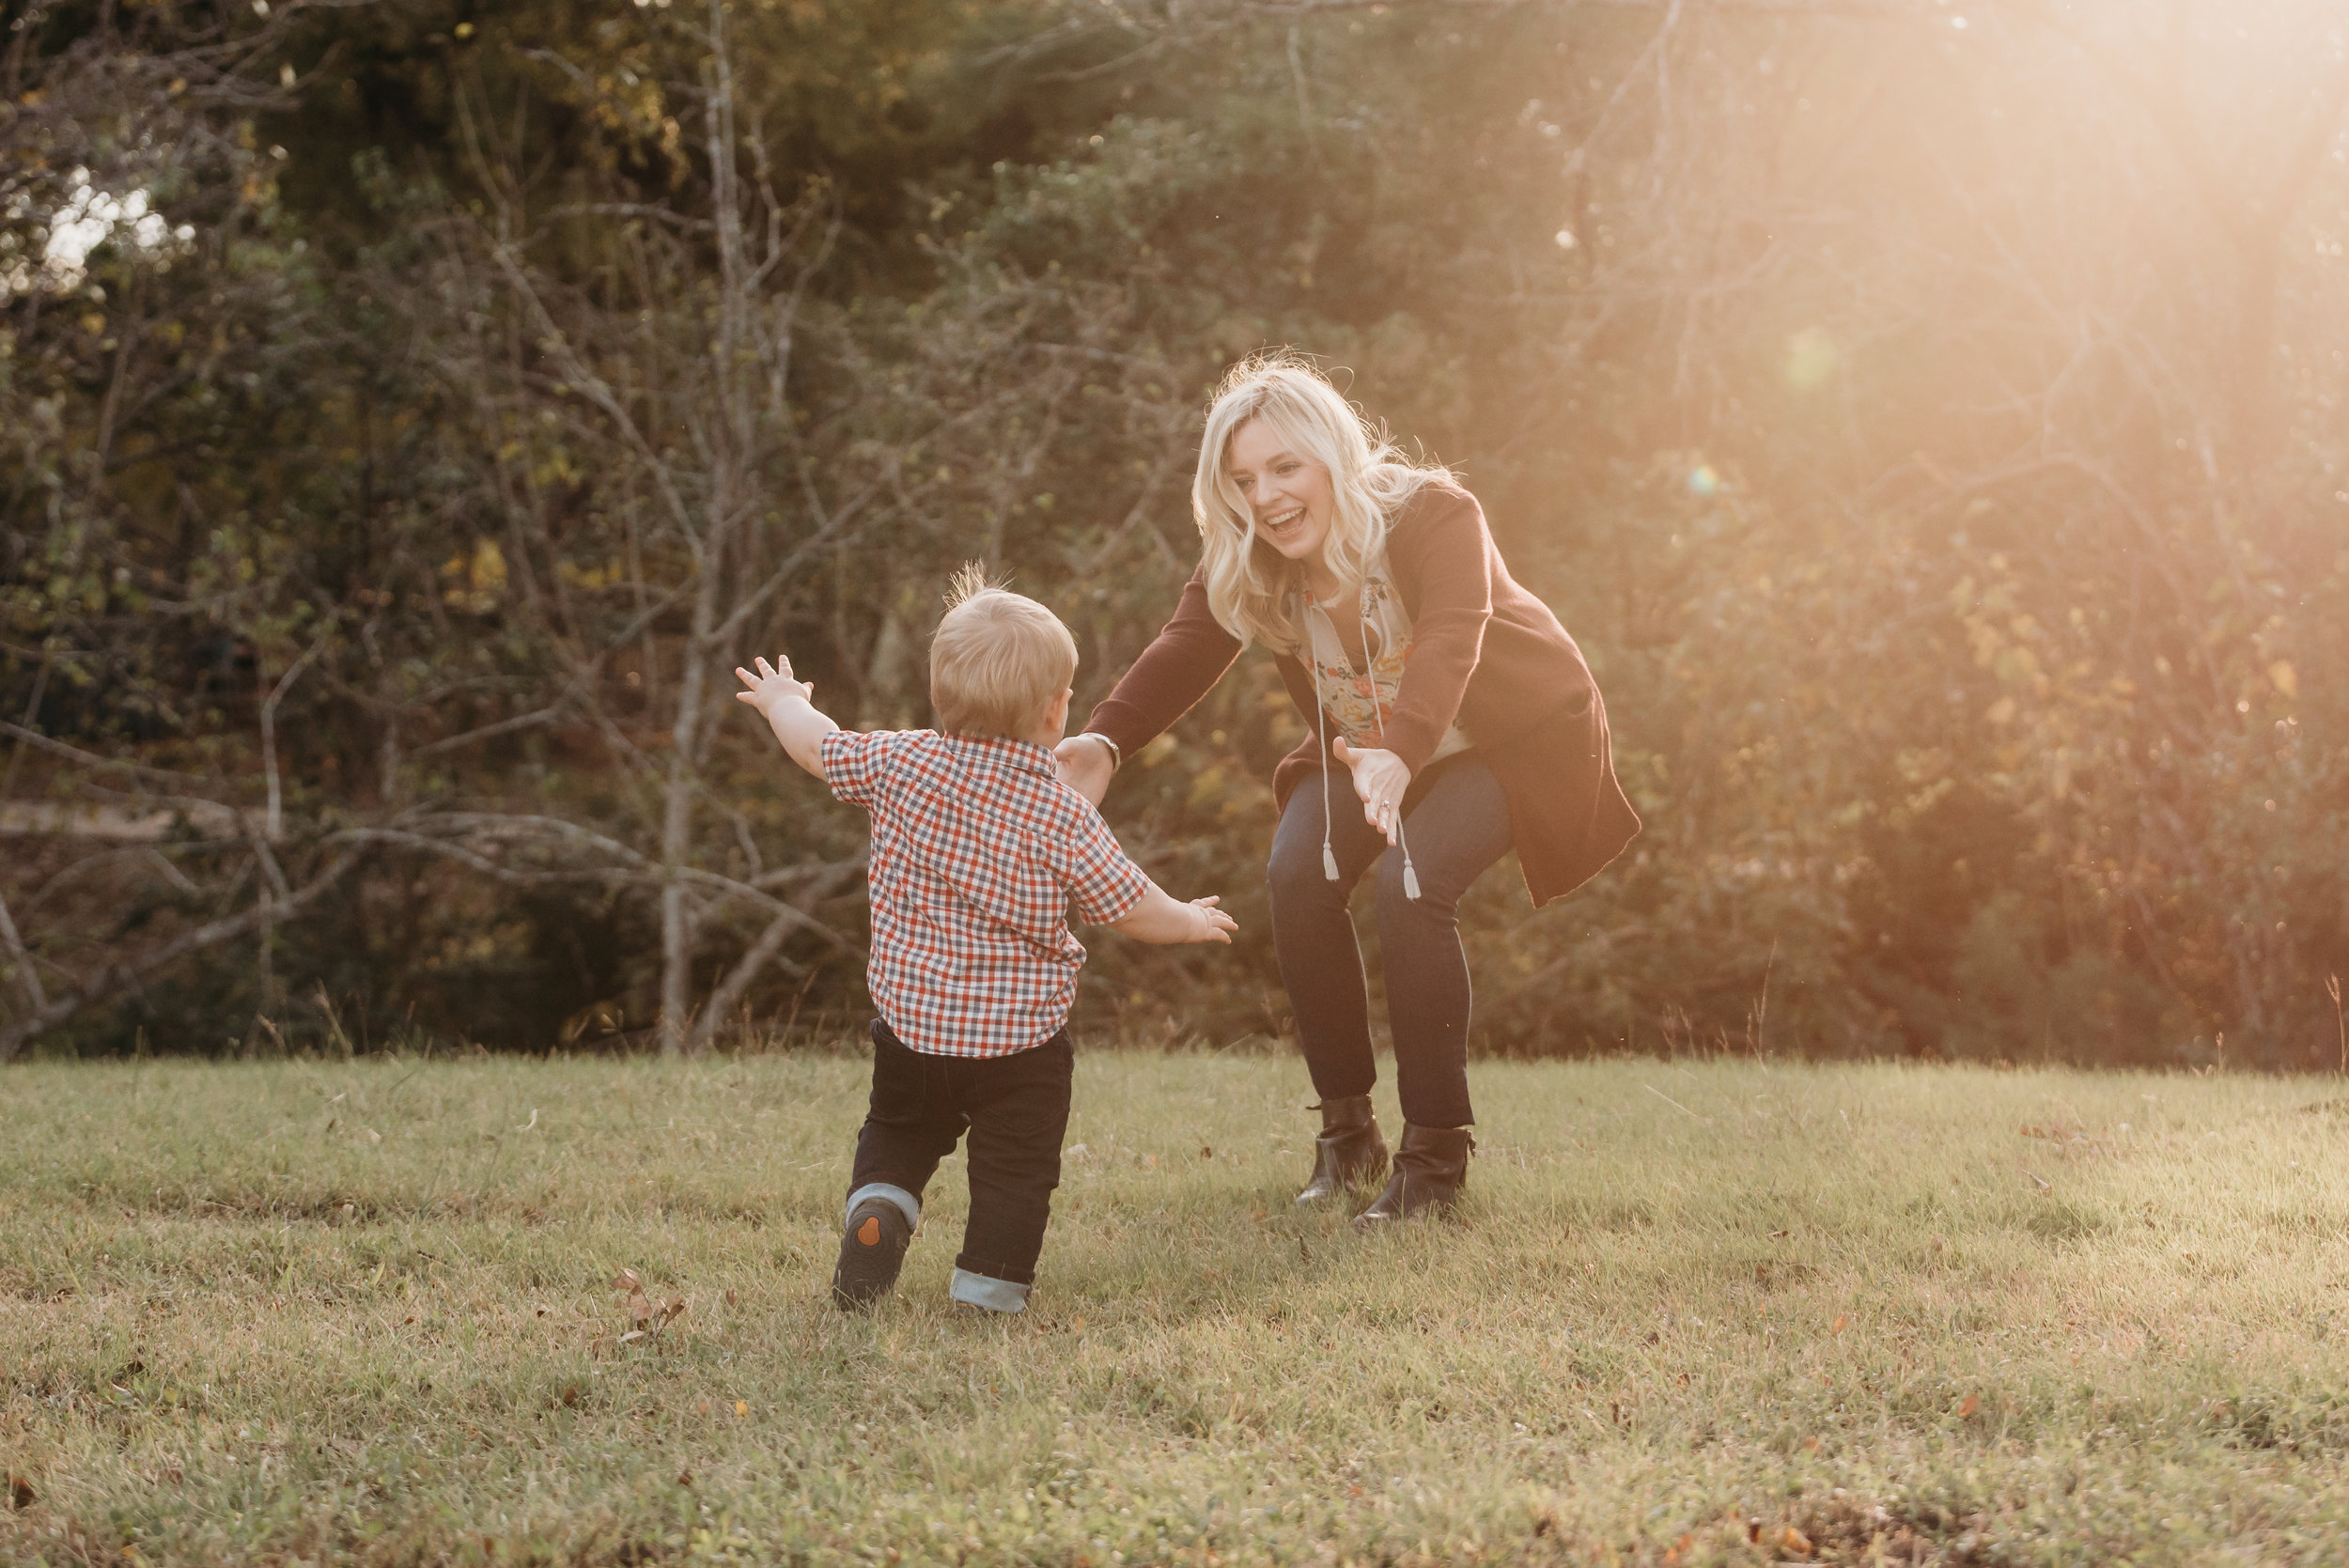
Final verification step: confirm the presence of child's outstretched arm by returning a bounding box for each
[735,655,837,780]
[1111,886,1237,945]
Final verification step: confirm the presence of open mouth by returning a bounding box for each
[1261,505,1307,538]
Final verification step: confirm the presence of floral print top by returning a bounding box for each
[1296,564,1473,768]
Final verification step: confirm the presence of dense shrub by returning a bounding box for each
[4,0,2345,1066]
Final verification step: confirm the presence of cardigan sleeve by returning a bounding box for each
[1081,565,1245,757]
[1380,485,1493,777]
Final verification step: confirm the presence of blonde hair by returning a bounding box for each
[1193,353,1451,651]
[929,563,1078,738]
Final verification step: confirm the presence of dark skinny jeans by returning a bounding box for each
[1267,753,1513,1129]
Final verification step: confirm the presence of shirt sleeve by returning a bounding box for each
[1047,798,1153,926]
[819,728,894,808]
[1382,484,1495,776]
[1081,564,1245,759]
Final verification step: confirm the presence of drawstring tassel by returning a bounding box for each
[1304,587,1343,882]
[1362,591,1422,901]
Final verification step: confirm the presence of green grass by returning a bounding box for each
[5,1048,2349,1565]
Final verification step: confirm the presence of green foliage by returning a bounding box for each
[4,0,2347,1063]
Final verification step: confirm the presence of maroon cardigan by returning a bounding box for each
[1083,479,1641,908]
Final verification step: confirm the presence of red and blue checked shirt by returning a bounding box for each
[820,728,1152,1058]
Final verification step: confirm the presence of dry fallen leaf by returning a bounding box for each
[1070,1314,1087,1335]
[1830,1314,1847,1334]
[8,1474,35,1511]
[613,1267,643,1294]
[734,1400,748,1418]
[1782,1523,1814,1555]
[617,1329,647,1344]
[1959,1393,1980,1418]
[628,1293,653,1327]
[662,1296,687,1324]
[1199,1145,1213,1159]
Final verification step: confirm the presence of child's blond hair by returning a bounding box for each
[929,564,1078,738]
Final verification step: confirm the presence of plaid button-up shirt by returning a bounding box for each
[821,728,1152,1057]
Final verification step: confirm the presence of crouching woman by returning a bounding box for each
[1056,356,1641,1224]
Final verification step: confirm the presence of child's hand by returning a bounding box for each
[1188,895,1237,945]
[734,655,814,715]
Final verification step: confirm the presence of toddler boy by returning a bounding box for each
[736,567,1236,1313]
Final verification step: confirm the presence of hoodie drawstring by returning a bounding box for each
[1299,587,1421,901]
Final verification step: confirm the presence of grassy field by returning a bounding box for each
[5,1048,2349,1566]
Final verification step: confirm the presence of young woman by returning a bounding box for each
[1056,357,1641,1224]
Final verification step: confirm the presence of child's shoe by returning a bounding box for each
[831,1189,916,1310]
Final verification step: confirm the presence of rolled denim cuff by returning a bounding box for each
[949,1268,1030,1313]
[846,1182,921,1233]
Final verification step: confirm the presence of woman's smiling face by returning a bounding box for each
[1225,416,1334,565]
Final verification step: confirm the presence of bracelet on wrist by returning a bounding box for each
[1089,733,1123,771]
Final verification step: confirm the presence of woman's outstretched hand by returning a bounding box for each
[1054,733,1115,807]
[1332,737,1411,846]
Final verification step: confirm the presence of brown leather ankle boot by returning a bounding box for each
[1353,1123,1472,1226]
[1295,1094,1388,1205]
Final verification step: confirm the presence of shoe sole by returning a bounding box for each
[831,1200,911,1310]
